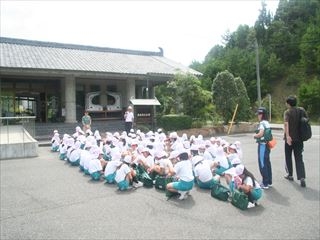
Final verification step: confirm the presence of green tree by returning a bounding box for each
[212,70,238,124]
[298,78,320,118]
[234,77,251,121]
[156,73,213,120]
[299,10,320,75]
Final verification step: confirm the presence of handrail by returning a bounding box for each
[0,116,36,139]
[0,116,36,120]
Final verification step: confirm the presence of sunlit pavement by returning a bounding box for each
[1,126,319,240]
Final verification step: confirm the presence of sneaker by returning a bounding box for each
[260,183,269,189]
[284,175,294,181]
[300,178,306,187]
[178,191,188,200]
[133,181,143,188]
[247,202,256,209]
[268,184,273,188]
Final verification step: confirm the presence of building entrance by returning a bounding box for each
[1,78,61,122]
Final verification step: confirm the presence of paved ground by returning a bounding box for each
[1,126,319,240]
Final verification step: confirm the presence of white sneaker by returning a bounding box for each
[247,202,256,209]
[133,181,143,188]
[178,191,188,200]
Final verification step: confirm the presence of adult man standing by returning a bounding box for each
[284,95,307,187]
[124,106,134,134]
[82,110,92,132]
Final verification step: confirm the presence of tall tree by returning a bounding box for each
[212,70,238,124]
[234,77,251,121]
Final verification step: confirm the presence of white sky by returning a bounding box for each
[0,0,279,66]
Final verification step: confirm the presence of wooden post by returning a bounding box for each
[227,104,239,135]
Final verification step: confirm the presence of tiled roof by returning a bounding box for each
[0,37,202,76]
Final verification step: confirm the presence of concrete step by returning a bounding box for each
[35,120,125,141]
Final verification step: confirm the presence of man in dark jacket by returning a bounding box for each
[284,95,307,187]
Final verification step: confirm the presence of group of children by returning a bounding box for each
[50,126,263,208]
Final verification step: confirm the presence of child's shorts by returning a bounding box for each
[197,178,216,189]
[172,179,194,191]
[117,179,130,191]
[105,172,116,183]
[91,171,101,181]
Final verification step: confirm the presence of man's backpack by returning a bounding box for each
[299,108,312,141]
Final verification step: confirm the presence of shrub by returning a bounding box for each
[158,114,192,131]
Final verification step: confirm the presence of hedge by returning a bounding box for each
[158,114,192,131]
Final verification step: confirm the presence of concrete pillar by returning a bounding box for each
[126,79,135,106]
[65,75,77,123]
[150,85,155,98]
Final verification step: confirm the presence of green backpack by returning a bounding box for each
[211,183,231,201]
[231,190,249,210]
[136,165,153,188]
[262,122,273,141]
[155,176,174,190]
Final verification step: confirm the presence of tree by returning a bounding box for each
[234,77,251,121]
[156,73,213,120]
[299,10,320,75]
[212,70,238,124]
[298,78,320,118]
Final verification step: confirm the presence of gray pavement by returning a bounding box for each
[1,126,319,240]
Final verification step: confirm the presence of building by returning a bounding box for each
[0,37,201,123]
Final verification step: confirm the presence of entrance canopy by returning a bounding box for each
[129,98,161,106]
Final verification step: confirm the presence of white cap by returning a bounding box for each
[235,164,245,176]
[123,155,132,164]
[141,147,151,154]
[192,155,203,166]
[229,144,238,152]
[155,150,167,159]
[169,132,178,139]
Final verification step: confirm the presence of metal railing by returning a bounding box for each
[0,116,36,144]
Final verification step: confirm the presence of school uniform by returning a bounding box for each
[69,144,81,166]
[82,152,92,175]
[214,146,231,175]
[51,133,60,152]
[115,164,131,190]
[88,158,103,181]
[243,176,263,203]
[172,160,194,191]
[156,158,173,176]
[104,160,122,183]
[193,160,216,189]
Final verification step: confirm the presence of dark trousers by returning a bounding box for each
[285,141,305,180]
[125,121,133,134]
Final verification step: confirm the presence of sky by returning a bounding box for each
[0,0,279,66]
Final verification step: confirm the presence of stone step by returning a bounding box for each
[35,120,124,141]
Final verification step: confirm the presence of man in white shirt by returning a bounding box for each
[124,106,134,134]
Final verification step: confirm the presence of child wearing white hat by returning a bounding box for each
[212,146,231,176]
[79,142,92,172]
[104,152,122,184]
[234,164,262,208]
[51,131,60,152]
[115,155,136,190]
[137,148,155,173]
[88,147,106,181]
[69,141,82,166]
[150,150,174,176]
